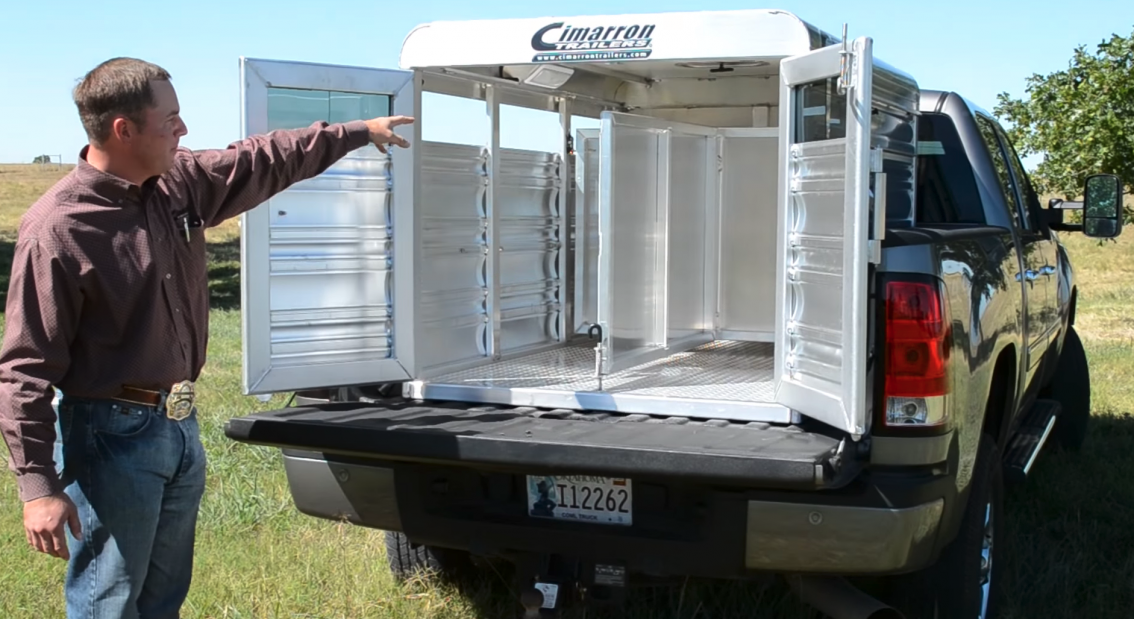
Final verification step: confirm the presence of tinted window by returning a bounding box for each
[794,77,847,143]
[975,115,1025,230]
[915,113,985,224]
[994,123,1043,230]
[267,87,390,131]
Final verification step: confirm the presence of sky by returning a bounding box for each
[1,0,1132,164]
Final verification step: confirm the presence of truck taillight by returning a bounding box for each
[883,281,949,427]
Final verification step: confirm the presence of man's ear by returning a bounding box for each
[111,116,134,142]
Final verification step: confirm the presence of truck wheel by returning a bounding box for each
[891,433,1004,618]
[384,531,474,583]
[1042,325,1091,451]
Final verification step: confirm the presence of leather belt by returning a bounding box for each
[113,380,196,420]
[115,386,164,406]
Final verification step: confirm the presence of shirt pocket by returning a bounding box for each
[171,224,209,287]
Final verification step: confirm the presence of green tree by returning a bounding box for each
[994,27,1133,221]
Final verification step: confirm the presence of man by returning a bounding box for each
[0,57,414,618]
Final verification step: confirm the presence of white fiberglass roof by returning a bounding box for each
[398,9,835,71]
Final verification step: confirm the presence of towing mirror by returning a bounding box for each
[1043,174,1125,237]
[1082,174,1124,238]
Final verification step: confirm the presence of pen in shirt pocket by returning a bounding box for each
[174,210,204,242]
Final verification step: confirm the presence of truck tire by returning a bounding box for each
[1042,325,1091,451]
[891,433,1004,618]
[384,531,474,583]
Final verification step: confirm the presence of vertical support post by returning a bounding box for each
[705,133,723,336]
[485,85,502,358]
[403,70,424,378]
[558,97,572,343]
[596,113,615,375]
[572,127,589,338]
[655,129,671,350]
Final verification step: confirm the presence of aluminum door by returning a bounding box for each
[774,38,881,438]
[239,58,418,394]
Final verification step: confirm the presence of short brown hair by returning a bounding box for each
[73,58,171,145]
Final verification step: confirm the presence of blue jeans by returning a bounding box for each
[54,396,207,619]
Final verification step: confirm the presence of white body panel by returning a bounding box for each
[399,10,817,69]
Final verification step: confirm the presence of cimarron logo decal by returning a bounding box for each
[530,22,655,62]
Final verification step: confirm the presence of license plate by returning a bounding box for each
[526,475,632,525]
[534,582,558,609]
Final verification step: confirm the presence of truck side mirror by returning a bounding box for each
[1082,174,1124,239]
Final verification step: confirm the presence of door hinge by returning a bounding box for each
[869,171,888,264]
[837,24,854,95]
[868,147,887,264]
[870,147,884,173]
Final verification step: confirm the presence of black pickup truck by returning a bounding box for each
[224,14,1125,619]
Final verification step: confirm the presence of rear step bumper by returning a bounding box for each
[224,399,953,577]
[223,399,856,489]
[274,448,947,578]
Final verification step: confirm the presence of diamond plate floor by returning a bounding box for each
[424,339,776,402]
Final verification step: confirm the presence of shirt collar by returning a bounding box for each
[75,145,159,204]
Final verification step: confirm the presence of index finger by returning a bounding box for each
[388,115,415,126]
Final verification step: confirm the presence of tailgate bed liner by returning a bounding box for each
[224,400,855,489]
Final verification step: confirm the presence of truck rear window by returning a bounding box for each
[915,113,985,225]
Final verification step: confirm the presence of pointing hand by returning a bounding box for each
[364,115,415,154]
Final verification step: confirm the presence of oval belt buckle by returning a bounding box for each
[166,380,195,421]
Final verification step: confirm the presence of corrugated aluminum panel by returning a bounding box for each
[416,142,564,373]
[417,142,490,371]
[496,148,563,354]
[239,59,416,395]
[784,139,848,386]
[265,158,394,364]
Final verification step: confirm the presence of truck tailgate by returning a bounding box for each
[223,400,856,490]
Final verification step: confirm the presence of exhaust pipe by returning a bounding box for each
[786,575,905,619]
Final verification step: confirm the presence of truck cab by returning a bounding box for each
[223,9,1125,618]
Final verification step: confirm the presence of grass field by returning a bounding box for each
[1,162,1133,618]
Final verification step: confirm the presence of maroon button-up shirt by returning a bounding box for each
[0,120,372,501]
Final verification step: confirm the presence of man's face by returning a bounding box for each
[119,79,188,178]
